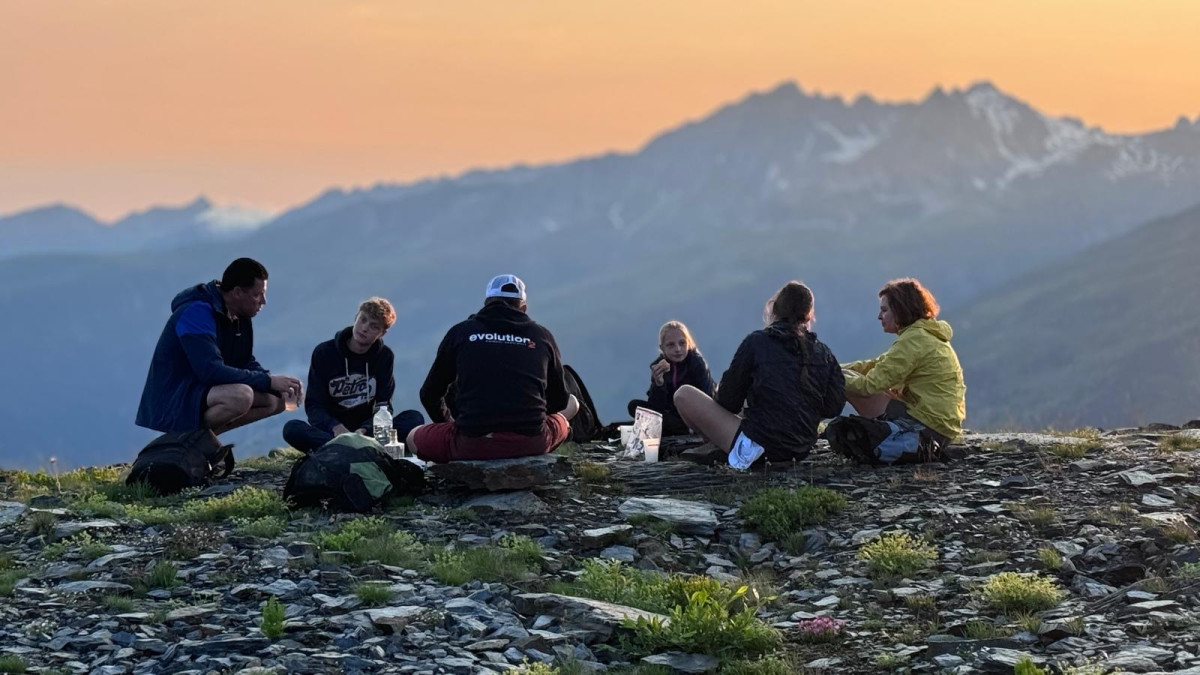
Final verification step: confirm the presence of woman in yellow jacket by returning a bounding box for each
[842,278,966,456]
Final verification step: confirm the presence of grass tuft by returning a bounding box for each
[978,572,1064,613]
[857,532,937,579]
[740,487,846,540]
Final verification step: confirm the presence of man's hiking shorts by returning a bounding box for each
[412,413,570,463]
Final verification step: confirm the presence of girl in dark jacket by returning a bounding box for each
[627,321,716,436]
[674,282,845,467]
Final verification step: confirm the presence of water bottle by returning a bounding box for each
[373,405,392,446]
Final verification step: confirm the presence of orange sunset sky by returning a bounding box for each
[2,0,1199,220]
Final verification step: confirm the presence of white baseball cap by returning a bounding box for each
[485,274,527,301]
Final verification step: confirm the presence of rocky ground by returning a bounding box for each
[1,424,1199,675]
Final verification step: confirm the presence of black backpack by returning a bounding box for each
[284,434,425,512]
[127,429,234,495]
[564,364,603,442]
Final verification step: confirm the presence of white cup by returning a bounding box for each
[619,425,634,448]
[643,438,660,463]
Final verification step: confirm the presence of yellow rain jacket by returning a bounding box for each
[842,318,966,440]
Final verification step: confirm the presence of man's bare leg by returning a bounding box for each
[673,385,742,452]
[205,385,284,435]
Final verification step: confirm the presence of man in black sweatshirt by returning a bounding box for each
[282,297,424,453]
[408,274,579,463]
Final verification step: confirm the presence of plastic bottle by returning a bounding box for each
[372,405,392,446]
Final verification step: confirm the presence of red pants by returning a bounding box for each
[412,414,570,463]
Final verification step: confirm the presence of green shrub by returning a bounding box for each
[857,532,937,579]
[25,511,57,537]
[740,487,846,540]
[431,536,543,585]
[978,572,1064,613]
[0,655,27,674]
[10,466,122,493]
[574,461,611,483]
[622,586,780,657]
[1013,656,1047,675]
[147,561,180,589]
[0,555,12,570]
[1180,562,1200,578]
[314,516,394,550]
[181,487,287,522]
[235,516,286,539]
[719,657,797,675]
[0,568,28,597]
[103,594,136,612]
[1045,442,1090,459]
[165,523,224,559]
[963,619,1011,639]
[1011,504,1057,530]
[260,596,285,639]
[1036,547,1063,569]
[353,582,394,606]
[1158,435,1200,452]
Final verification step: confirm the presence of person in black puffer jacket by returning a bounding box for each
[627,320,716,436]
[674,281,846,467]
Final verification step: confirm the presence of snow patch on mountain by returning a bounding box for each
[817,122,882,164]
[197,204,275,232]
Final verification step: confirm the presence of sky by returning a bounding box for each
[2,0,1199,220]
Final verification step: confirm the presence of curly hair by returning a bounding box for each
[879,278,939,328]
[357,297,397,328]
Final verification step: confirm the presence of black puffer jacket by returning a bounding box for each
[716,322,845,461]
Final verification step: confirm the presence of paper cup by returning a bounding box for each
[643,438,660,463]
[619,425,634,448]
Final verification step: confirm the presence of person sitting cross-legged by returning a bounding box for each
[282,297,424,454]
[673,281,845,468]
[407,274,579,463]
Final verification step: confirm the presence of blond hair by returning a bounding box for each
[658,320,697,351]
[357,297,397,328]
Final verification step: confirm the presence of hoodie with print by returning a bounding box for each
[842,318,966,440]
[136,281,271,433]
[304,326,396,433]
[419,301,568,437]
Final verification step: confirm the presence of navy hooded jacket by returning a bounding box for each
[303,326,396,433]
[645,349,716,415]
[136,281,271,432]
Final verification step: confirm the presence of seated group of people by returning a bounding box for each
[136,258,964,469]
[136,259,579,464]
[628,280,966,466]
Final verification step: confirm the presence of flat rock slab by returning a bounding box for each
[581,525,633,548]
[461,491,548,515]
[366,606,430,631]
[0,501,27,527]
[641,652,720,674]
[430,455,567,491]
[618,497,718,535]
[54,519,121,539]
[55,580,134,594]
[514,593,668,644]
[1118,470,1158,488]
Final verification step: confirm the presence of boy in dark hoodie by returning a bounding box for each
[408,274,579,463]
[136,258,302,435]
[282,297,424,453]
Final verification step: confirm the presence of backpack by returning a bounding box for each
[284,433,425,512]
[564,364,603,442]
[127,429,234,495]
[823,415,941,465]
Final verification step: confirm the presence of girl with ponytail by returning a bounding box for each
[674,281,845,468]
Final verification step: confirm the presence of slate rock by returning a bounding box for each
[581,525,633,549]
[618,497,718,535]
[55,580,134,594]
[366,606,429,631]
[0,501,27,527]
[53,519,121,539]
[514,593,669,644]
[430,455,567,491]
[462,491,549,515]
[640,652,720,674]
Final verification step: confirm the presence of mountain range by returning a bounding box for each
[2,80,1199,470]
[0,197,272,259]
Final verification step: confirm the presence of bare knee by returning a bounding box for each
[213,384,254,414]
[673,385,702,412]
[562,395,580,421]
[405,427,421,453]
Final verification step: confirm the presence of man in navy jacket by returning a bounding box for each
[136,258,302,436]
